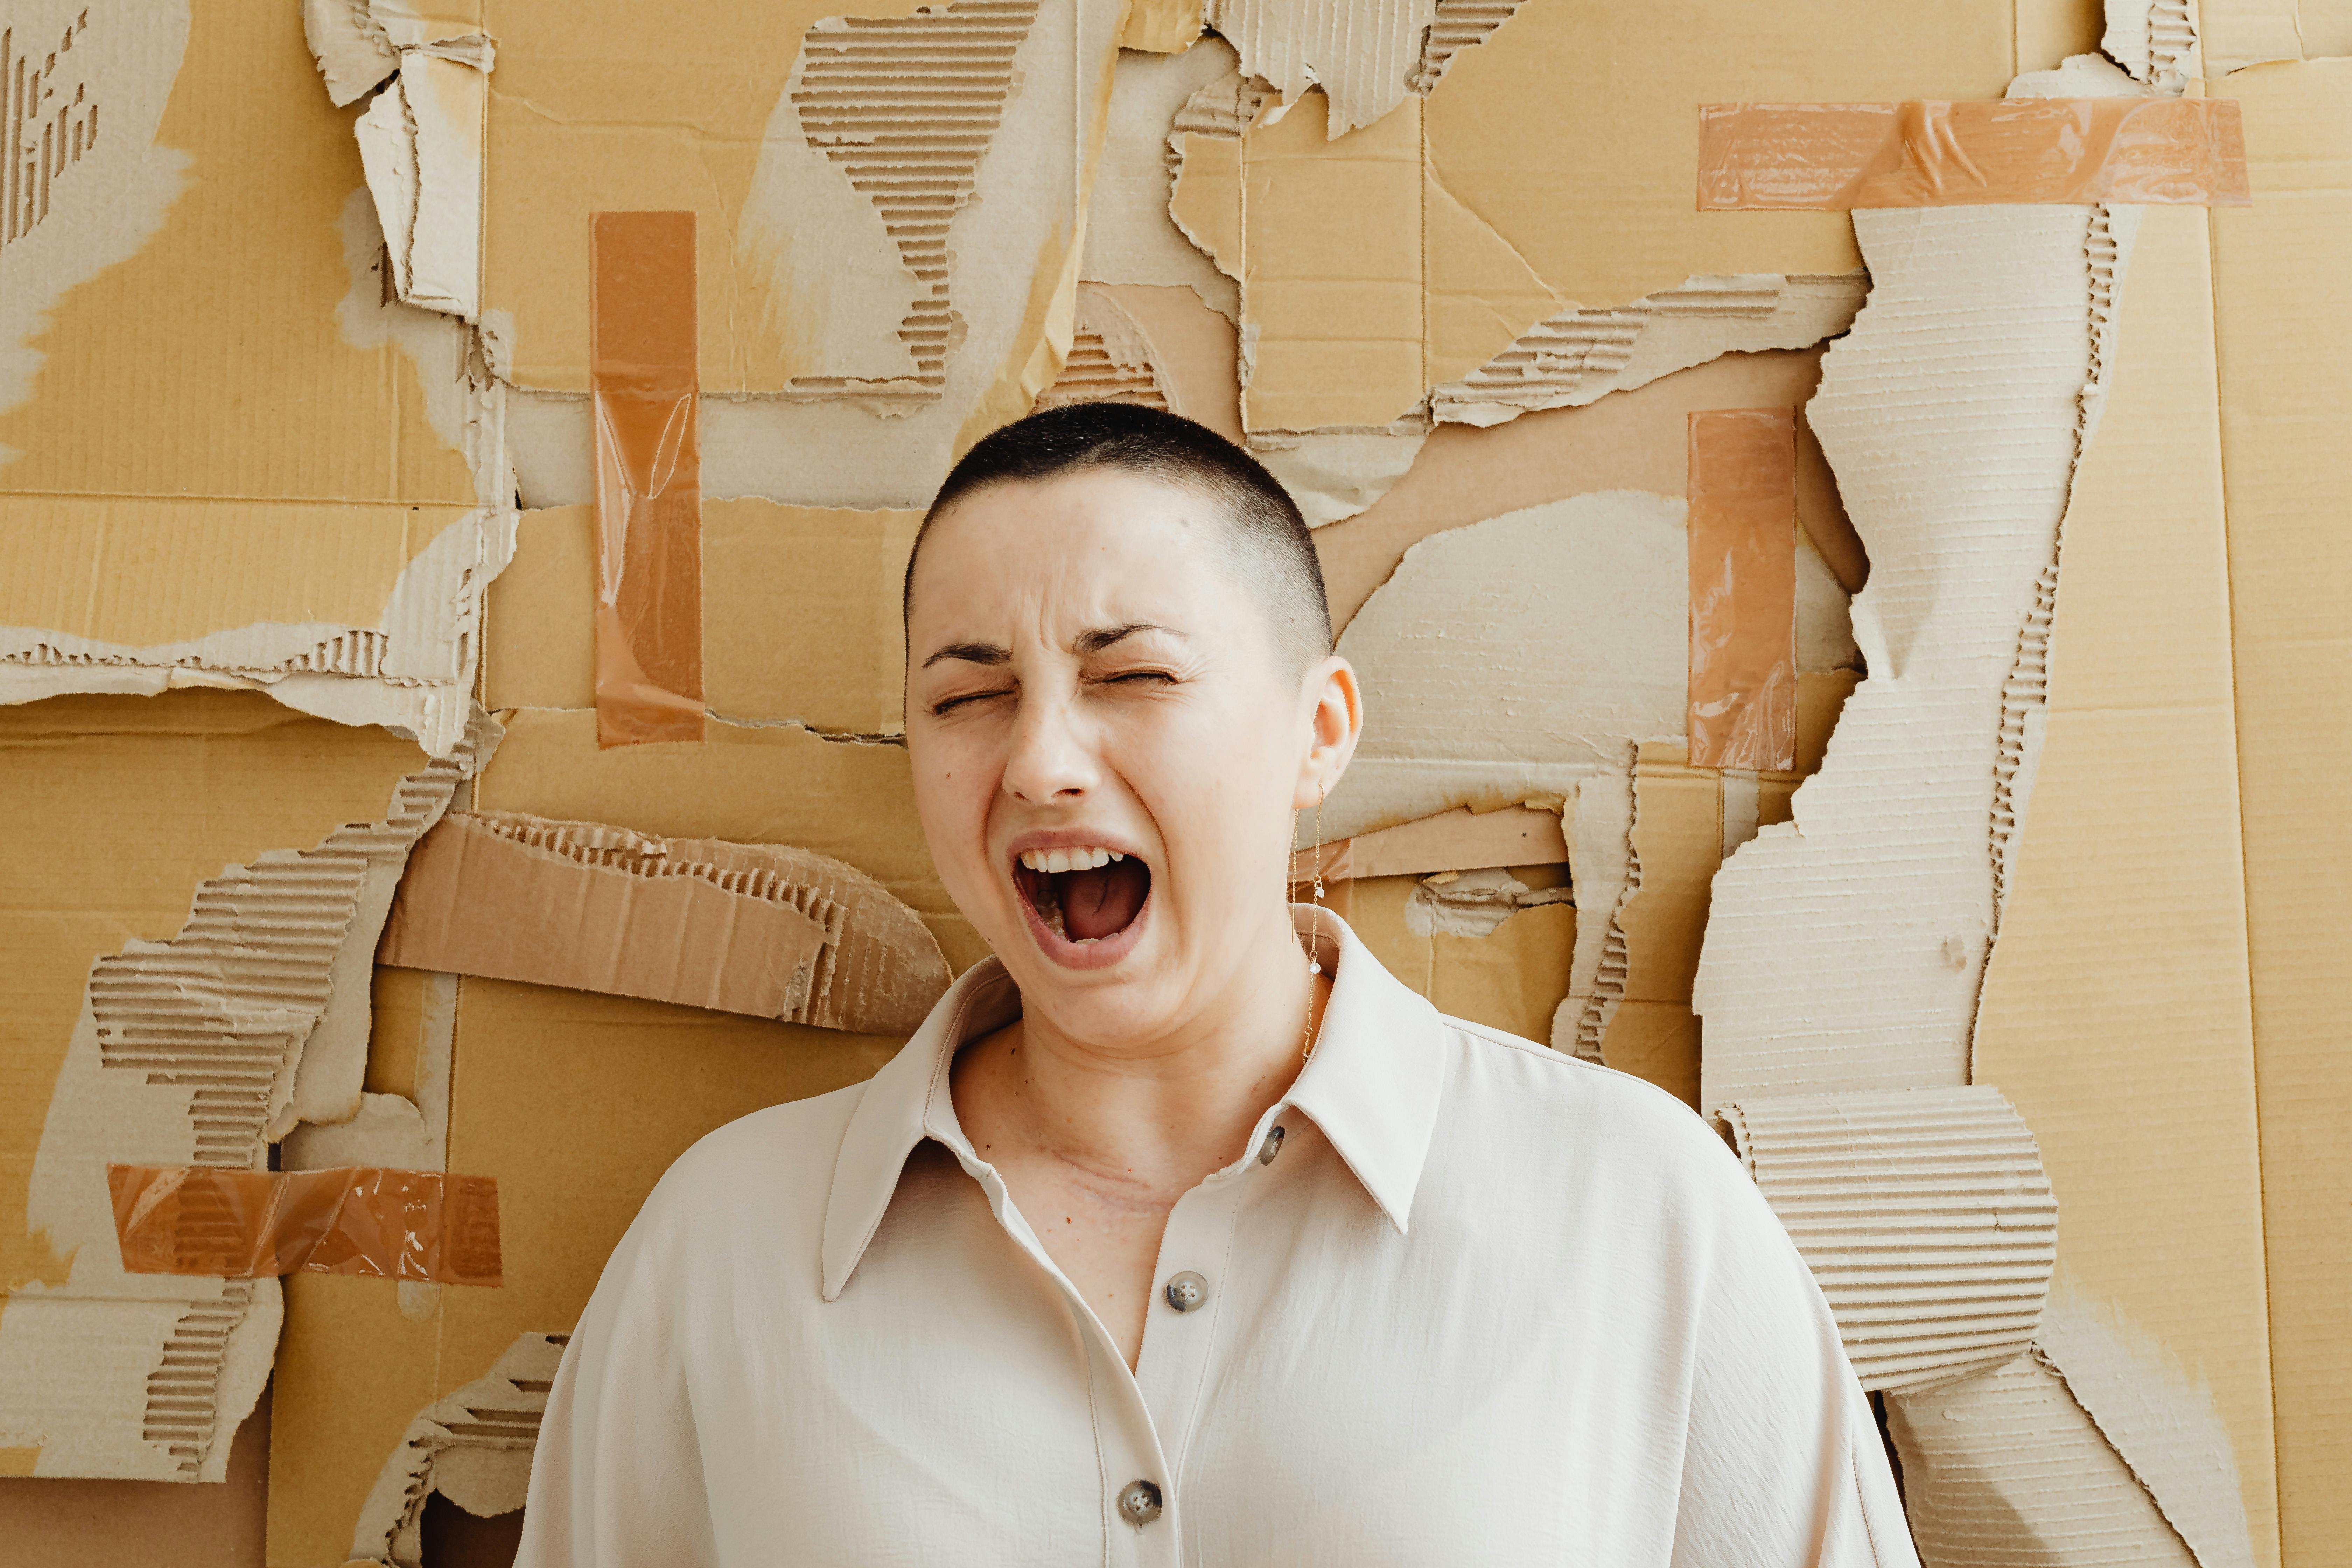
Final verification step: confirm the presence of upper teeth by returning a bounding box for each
[1020,846,1124,873]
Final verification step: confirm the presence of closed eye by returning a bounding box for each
[930,687,1014,716]
[1097,670,1176,689]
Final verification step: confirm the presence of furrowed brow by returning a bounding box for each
[1074,623,1172,656]
[921,641,1010,669]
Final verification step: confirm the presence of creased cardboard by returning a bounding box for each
[1888,1353,2200,1567]
[1717,1086,2056,1393]
[349,1330,563,1568]
[354,40,490,321]
[1693,203,2131,1110]
[378,810,952,1034]
[1,2,512,755]
[0,706,492,1480]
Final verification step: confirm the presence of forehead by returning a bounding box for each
[908,467,1248,637]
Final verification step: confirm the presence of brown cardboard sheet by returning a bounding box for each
[1339,869,1574,1047]
[1312,348,1859,632]
[0,691,474,1484]
[1695,98,2251,209]
[1686,410,1798,771]
[488,502,921,736]
[1036,282,1247,445]
[1971,193,2279,1564]
[0,2,509,756]
[378,810,952,1034]
[1717,1086,2055,1393]
[1083,38,1243,315]
[1296,804,1570,886]
[1166,0,2020,442]
[591,211,705,749]
[110,1167,501,1288]
[2207,57,2352,1568]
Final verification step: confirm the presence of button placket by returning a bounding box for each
[1127,1166,1248,1557]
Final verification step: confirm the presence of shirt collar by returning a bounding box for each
[819,907,1450,1301]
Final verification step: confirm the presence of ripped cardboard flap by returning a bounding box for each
[379,810,952,1034]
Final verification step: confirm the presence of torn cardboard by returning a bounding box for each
[350,1330,564,1568]
[377,810,952,1034]
[1693,203,2135,1110]
[1339,868,1573,1047]
[1083,38,1241,317]
[351,35,491,321]
[0,695,493,1481]
[2,3,513,756]
[1717,1086,2056,1394]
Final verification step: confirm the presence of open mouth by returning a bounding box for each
[1014,845,1152,952]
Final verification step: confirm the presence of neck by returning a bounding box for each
[979,903,1330,1193]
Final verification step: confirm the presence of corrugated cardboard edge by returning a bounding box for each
[0,710,498,1480]
[348,1331,565,1568]
[1717,1086,2056,1393]
[379,810,952,1035]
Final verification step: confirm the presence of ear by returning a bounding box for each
[1294,655,1364,810]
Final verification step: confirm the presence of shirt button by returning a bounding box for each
[1164,1270,1208,1312]
[1118,1479,1163,1525]
[1258,1125,1285,1165]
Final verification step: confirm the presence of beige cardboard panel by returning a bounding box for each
[1346,804,1568,880]
[1083,39,1241,316]
[1205,0,1437,137]
[265,977,901,1567]
[1597,1002,1699,1109]
[1694,203,2112,1110]
[1314,348,1854,632]
[475,708,985,973]
[1973,200,2278,1565]
[1121,0,1207,52]
[2210,58,2352,1568]
[1602,749,1717,1093]
[1888,1353,2199,1568]
[350,1330,562,1567]
[1086,283,1246,444]
[0,1,474,504]
[1335,871,1572,1045]
[486,503,919,734]
[1718,1087,2056,1393]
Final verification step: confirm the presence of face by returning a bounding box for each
[905,468,1358,1051]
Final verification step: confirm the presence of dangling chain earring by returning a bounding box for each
[1304,783,1325,976]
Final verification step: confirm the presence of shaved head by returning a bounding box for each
[905,404,1334,678]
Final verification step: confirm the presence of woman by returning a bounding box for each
[517,404,1915,1565]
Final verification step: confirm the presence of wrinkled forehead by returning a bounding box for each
[906,469,1254,648]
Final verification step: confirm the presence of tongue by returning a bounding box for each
[1059,859,1149,941]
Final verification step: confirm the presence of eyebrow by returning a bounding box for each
[919,624,1176,669]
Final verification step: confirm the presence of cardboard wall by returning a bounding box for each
[2,0,2345,1563]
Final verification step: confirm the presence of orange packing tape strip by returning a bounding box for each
[1688,409,1799,772]
[1696,98,2252,209]
[591,210,704,747]
[109,1166,503,1287]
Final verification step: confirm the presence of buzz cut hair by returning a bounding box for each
[904,402,1336,677]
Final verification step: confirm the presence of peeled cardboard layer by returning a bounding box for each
[1694,204,2128,1110]
[1888,1353,2199,1568]
[1032,282,1244,445]
[1290,804,1569,885]
[110,1166,501,1287]
[1314,346,1861,630]
[379,810,952,1034]
[0,706,493,1480]
[353,39,492,321]
[1168,0,2021,438]
[350,1330,564,1568]
[1718,1086,2056,1393]
[1695,99,2250,209]
[1082,38,1242,316]
[1686,409,1798,771]
[0,2,510,750]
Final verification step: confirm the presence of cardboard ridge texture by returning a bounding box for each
[378,810,954,1035]
[349,1330,566,1568]
[1717,1086,2056,1394]
[0,708,498,1481]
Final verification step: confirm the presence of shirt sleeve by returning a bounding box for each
[513,1190,723,1568]
[1668,1131,1923,1568]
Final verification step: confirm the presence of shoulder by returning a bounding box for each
[627,1079,872,1259]
[1429,1014,1756,1213]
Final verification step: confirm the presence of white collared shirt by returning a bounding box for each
[518,911,1917,1567]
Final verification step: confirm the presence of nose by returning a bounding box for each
[1001,686,1098,806]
